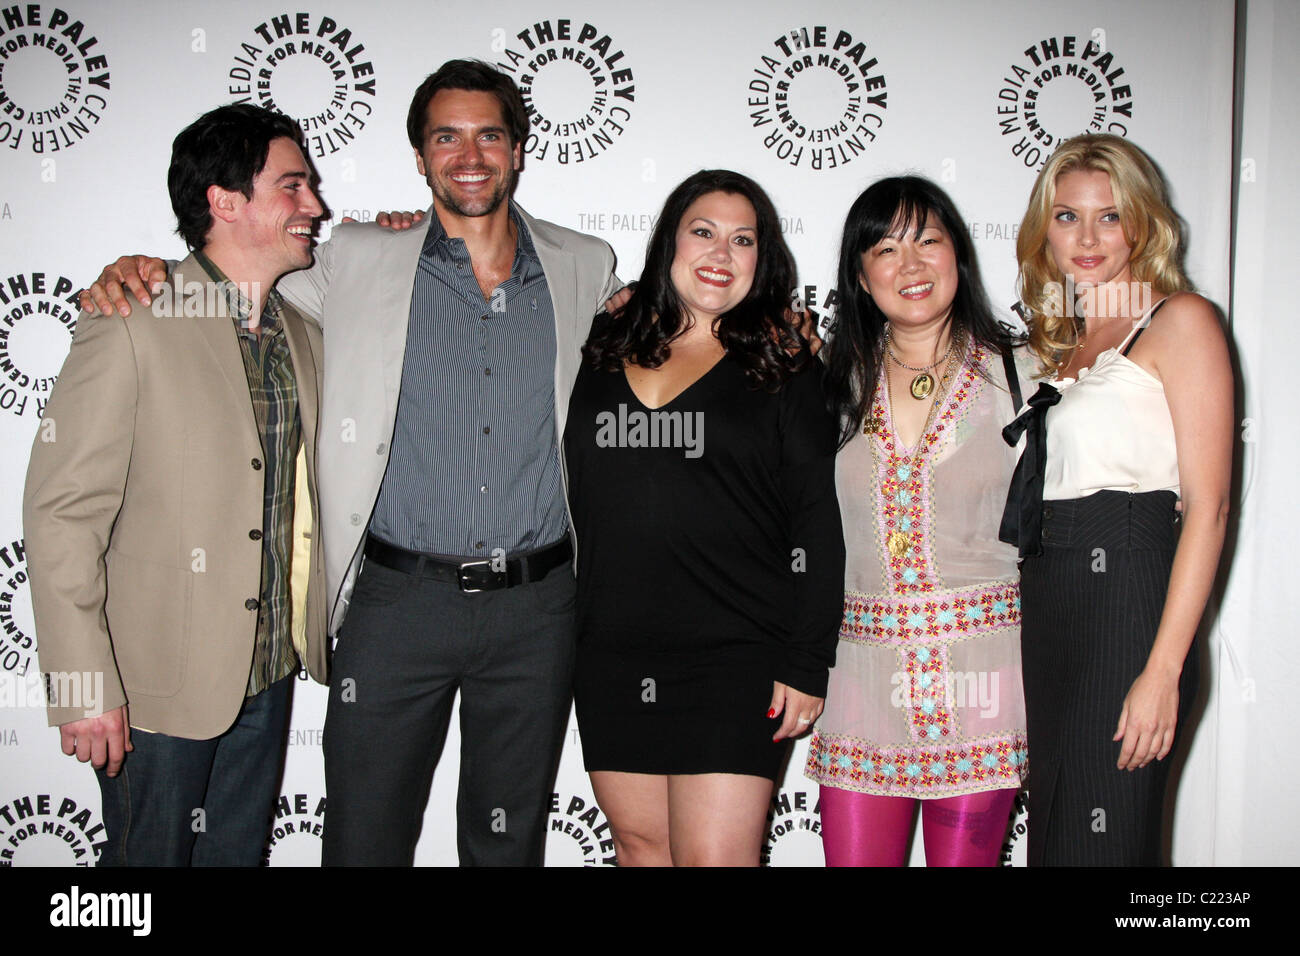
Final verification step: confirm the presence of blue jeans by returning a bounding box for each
[94,676,292,867]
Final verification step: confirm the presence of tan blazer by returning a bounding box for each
[23,255,329,740]
[276,204,620,635]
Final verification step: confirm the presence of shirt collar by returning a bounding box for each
[192,248,284,333]
[420,202,539,267]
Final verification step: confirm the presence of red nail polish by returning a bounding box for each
[767,708,776,718]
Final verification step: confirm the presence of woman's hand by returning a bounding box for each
[769,682,824,741]
[1113,666,1181,769]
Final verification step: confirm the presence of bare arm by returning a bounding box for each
[1114,292,1232,769]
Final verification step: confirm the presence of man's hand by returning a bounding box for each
[79,256,168,317]
[60,705,132,777]
[603,283,634,317]
[365,210,424,230]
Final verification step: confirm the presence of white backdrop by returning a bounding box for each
[0,0,1275,866]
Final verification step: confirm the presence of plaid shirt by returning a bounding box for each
[194,250,302,696]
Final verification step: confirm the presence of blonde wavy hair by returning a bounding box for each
[1016,134,1190,374]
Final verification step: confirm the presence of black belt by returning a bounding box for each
[364,536,573,593]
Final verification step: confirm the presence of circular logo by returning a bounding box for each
[547,792,616,866]
[0,271,77,419]
[763,789,823,865]
[226,13,377,157]
[493,18,636,165]
[1000,789,1029,866]
[0,536,35,678]
[0,5,111,154]
[0,793,105,865]
[263,792,326,866]
[747,26,888,171]
[994,33,1135,172]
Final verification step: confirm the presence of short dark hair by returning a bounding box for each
[583,169,805,390]
[824,176,1015,447]
[406,59,529,150]
[168,104,303,250]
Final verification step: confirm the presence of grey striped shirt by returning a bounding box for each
[368,206,568,559]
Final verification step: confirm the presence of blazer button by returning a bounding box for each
[1043,506,1054,520]
[1041,529,1051,541]
[249,529,262,540]
[245,598,260,611]
[252,458,263,470]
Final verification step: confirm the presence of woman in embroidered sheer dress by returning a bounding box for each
[1003,134,1231,865]
[805,177,1030,866]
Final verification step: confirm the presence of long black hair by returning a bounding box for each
[824,176,1016,448]
[583,169,806,389]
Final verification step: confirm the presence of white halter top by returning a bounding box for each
[1042,299,1180,500]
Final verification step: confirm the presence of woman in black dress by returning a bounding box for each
[564,170,845,866]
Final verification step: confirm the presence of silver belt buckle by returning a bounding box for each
[457,559,507,593]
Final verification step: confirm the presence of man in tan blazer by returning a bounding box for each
[84,62,621,866]
[24,104,329,866]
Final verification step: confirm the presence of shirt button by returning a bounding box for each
[376,442,387,455]
[249,529,262,540]
[484,368,491,376]
[350,513,361,526]
[474,541,484,550]
[482,426,490,435]
[480,485,488,494]
[251,458,263,470]
[245,598,260,611]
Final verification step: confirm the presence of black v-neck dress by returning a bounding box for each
[563,354,845,779]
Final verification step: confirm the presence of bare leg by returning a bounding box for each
[667,773,774,867]
[589,771,671,866]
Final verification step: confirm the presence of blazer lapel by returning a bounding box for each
[379,209,435,402]
[175,255,259,431]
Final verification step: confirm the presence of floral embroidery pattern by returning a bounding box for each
[871,343,986,595]
[807,732,1028,796]
[840,581,1022,647]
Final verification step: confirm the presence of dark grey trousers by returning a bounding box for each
[321,557,576,866]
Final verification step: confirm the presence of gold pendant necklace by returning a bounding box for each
[885,326,955,401]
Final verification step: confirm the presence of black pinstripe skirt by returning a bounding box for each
[1019,490,1198,866]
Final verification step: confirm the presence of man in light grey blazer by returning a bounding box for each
[27,105,330,866]
[87,61,619,865]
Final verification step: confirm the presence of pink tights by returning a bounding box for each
[819,786,1018,867]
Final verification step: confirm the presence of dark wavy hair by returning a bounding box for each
[167,104,303,250]
[824,176,1016,448]
[406,59,529,151]
[583,169,806,390]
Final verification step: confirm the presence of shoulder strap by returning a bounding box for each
[1121,296,1171,356]
[1001,348,1023,414]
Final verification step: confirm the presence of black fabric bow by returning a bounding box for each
[999,381,1062,557]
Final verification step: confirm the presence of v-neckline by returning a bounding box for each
[622,352,728,411]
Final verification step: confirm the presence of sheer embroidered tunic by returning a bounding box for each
[807,343,1031,797]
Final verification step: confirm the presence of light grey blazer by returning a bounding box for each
[276,204,620,635]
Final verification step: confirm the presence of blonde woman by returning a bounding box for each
[1002,134,1231,865]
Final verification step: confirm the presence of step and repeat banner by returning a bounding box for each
[0,0,1251,866]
